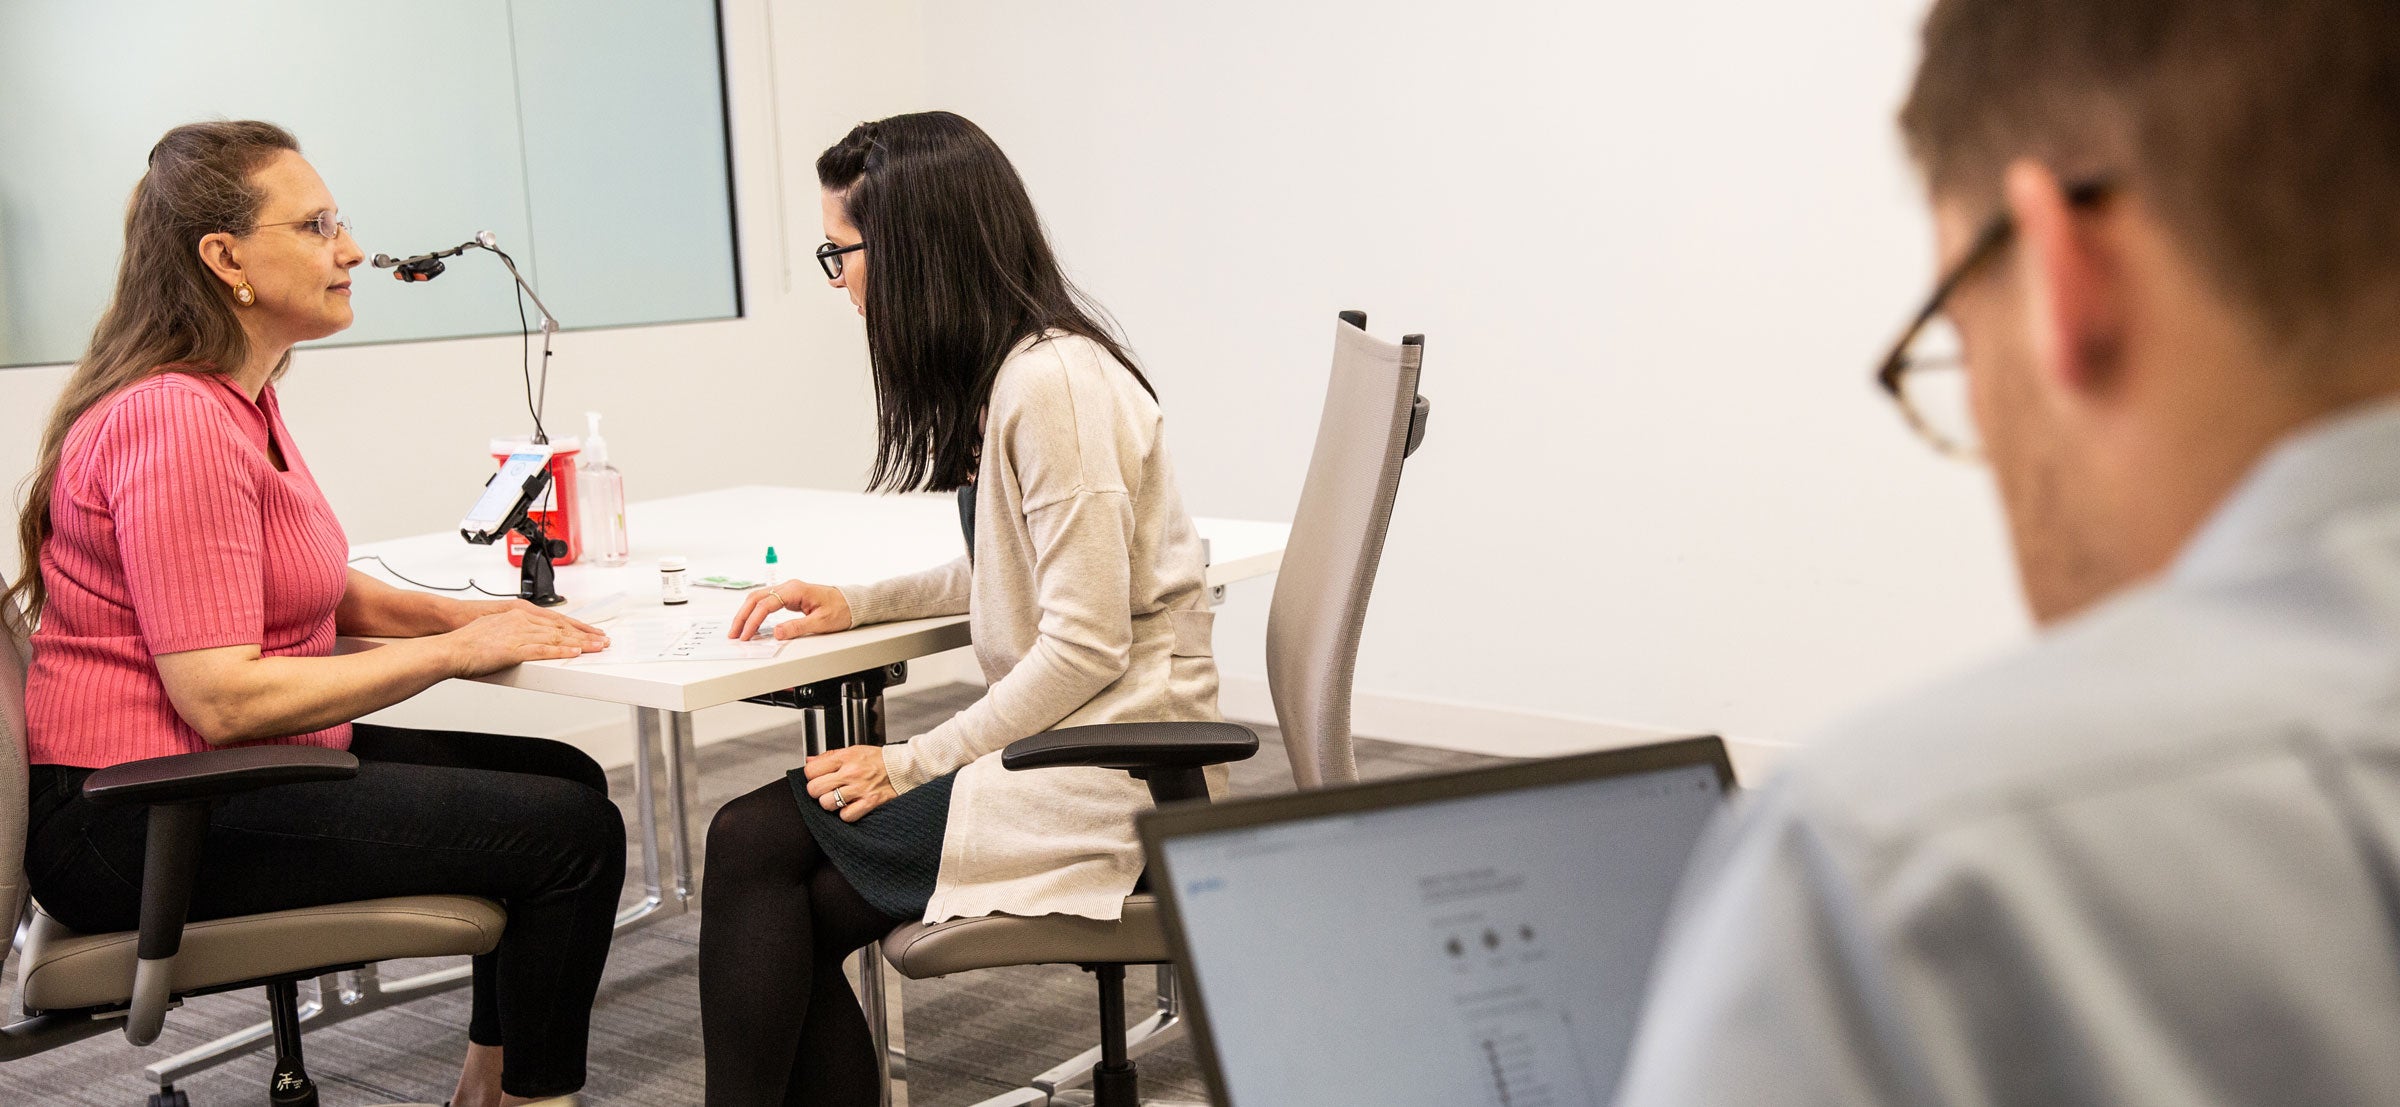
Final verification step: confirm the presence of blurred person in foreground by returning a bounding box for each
[1616,1,2400,1104]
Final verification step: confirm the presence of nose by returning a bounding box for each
[334,227,364,269]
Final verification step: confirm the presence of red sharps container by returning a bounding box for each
[489,435,583,567]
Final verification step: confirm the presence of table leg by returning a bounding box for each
[626,705,703,915]
[624,705,704,917]
[660,707,701,907]
[623,706,668,928]
[843,678,876,748]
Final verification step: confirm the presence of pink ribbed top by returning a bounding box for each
[25,369,352,767]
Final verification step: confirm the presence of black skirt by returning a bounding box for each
[793,481,974,921]
[789,768,957,921]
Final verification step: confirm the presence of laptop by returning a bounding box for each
[1140,736,1735,1107]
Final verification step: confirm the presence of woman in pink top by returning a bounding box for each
[3,122,621,1107]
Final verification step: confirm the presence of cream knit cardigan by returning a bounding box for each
[837,332,1223,924]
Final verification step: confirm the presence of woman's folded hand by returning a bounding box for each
[802,745,896,823]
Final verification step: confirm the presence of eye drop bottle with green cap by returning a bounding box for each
[764,546,780,587]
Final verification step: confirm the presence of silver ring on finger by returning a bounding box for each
[831,788,847,809]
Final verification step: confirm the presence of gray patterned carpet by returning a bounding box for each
[1,684,1496,1106]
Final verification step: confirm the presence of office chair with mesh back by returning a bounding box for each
[0,588,515,1107]
[873,310,1431,1107]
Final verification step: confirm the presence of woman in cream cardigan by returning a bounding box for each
[697,111,1222,1104]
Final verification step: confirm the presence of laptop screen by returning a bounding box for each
[1153,752,1728,1107]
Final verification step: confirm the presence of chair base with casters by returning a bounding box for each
[0,743,507,1107]
[870,721,1257,1107]
[879,918,1199,1107]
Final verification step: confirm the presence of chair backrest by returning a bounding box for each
[1264,311,1429,789]
[0,581,30,946]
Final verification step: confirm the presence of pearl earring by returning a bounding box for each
[234,282,255,306]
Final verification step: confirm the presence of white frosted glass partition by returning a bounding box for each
[0,0,739,369]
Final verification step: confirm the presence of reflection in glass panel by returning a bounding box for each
[0,0,739,369]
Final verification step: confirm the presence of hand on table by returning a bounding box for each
[802,745,896,822]
[447,597,607,636]
[440,606,610,677]
[729,579,854,641]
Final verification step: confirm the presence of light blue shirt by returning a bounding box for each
[1615,403,2400,1107]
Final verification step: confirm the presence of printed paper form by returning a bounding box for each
[563,613,791,665]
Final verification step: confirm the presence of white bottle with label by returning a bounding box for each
[577,412,631,567]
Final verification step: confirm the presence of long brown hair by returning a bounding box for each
[3,120,298,633]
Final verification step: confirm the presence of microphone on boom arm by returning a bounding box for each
[369,238,476,282]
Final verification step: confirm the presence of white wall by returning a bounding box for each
[3,0,2032,760]
[910,0,2029,747]
[0,1,742,365]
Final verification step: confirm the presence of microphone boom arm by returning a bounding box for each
[376,230,566,442]
[487,247,560,335]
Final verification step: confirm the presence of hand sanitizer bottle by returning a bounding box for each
[578,412,631,567]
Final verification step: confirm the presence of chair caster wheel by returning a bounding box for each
[147,1088,191,1107]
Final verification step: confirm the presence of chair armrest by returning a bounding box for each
[1003,721,1258,806]
[1002,721,1259,773]
[82,745,358,807]
[76,744,355,1046]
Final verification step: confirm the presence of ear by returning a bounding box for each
[196,232,245,290]
[2003,160,2127,404]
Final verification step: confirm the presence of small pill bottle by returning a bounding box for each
[659,556,690,605]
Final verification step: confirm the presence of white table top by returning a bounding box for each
[345,485,1289,712]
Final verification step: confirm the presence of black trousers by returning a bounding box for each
[25,723,625,1099]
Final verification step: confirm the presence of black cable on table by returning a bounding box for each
[347,555,515,598]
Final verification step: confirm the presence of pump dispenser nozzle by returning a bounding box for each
[583,412,610,467]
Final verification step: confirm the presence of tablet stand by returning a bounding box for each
[462,468,568,607]
[513,514,568,608]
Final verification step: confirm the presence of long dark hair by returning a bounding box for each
[6,120,297,633]
[817,111,1151,493]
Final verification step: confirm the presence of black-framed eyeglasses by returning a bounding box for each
[815,240,865,280]
[256,211,353,241]
[1874,178,2112,459]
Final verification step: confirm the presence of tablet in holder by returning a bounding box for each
[461,446,568,607]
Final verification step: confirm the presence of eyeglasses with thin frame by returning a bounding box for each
[816,240,865,280]
[256,211,354,241]
[1874,179,2112,459]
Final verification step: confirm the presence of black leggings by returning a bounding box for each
[24,723,624,1100]
[700,780,907,1107]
